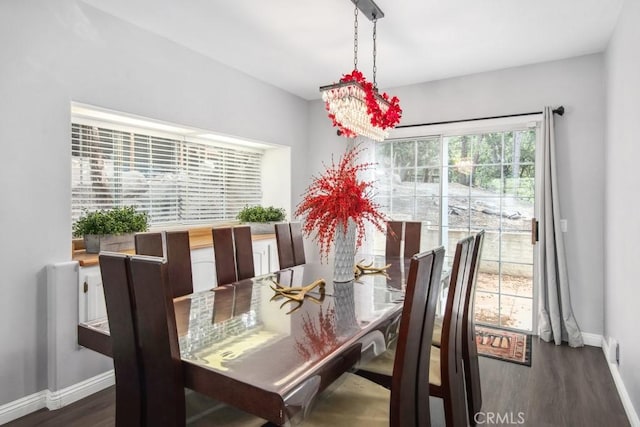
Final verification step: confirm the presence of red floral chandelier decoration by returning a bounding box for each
[320,0,402,141]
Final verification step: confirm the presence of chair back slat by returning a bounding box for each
[275,223,295,269]
[416,247,446,426]
[99,253,143,427]
[290,222,306,266]
[233,226,255,280]
[389,247,444,427]
[165,231,194,298]
[213,227,238,286]
[135,232,163,257]
[129,255,185,426]
[403,221,422,257]
[385,221,403,257]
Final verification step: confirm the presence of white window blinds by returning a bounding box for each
[71,122,263,226]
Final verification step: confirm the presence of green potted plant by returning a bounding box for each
[73,206,149,254]
[236,205,286,235]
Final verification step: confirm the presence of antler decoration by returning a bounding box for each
[270,279,326,314]
[354,259,391,279]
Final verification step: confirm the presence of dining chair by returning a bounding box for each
[212,227,238,286]
[357,237,473,426]
[430,230,485,424]
[429,235,475,427]
[461,230,485,424]
[385,221,422,258]
[303,247,445,427]
[98,252,143,427]
[127,254,268,426]
[274,222,295,269]
[213,226,256,286]
[135,231,194,298]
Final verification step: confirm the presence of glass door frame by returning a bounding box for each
[385,114,543,333]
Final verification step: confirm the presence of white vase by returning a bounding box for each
[333,219,357,282]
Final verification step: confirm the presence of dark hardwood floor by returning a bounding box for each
[6,339,629,426]
[474,338,629,427]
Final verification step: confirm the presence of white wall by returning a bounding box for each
[308,54,606,336]
[0,0,308,405]
[605,0,640,416]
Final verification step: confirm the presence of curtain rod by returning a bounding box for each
[395,106,564,129]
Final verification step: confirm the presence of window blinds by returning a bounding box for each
[71,123,263,226]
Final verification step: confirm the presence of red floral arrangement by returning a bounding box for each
[294,145,387,260]
[325,69,402,138]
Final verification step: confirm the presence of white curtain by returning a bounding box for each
[538,107,583,347]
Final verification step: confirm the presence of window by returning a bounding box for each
[71,120,264,227]
[374,118,540,332]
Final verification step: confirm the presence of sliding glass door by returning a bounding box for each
[373,125,537,332]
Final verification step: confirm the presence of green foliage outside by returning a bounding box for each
[73,206,149,237]
[236,205,286,223]
[376,130,536,201]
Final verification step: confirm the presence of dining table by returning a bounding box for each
[77,255,412,425]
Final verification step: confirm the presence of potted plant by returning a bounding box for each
[236,205,286,235]
[73,206,149,254]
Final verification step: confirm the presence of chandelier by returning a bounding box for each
[320,0,402,142]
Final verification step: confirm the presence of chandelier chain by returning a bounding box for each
[353,3,359,70]
[372,17,377,88]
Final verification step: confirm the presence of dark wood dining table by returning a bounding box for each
[77,255,410,425]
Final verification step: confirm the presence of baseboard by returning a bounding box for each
[0,391,47,425]
[46,370,114,410]
[602,337,640,427]
[0,370,114,424]
[581,332,603,347]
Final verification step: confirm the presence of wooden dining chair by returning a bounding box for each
[274,222,295,269]
[135,231,194,298]
[233,226,255,281]
[357,237,473,426]
[213,226,256,286]
[461,230,485,424]
[385,221,422,258]
[429,235,475,427]
[127,254,267,426]
[99,252,143,427]
[212,227,238,286]
[303,247,444,427]
[429,230,485,424]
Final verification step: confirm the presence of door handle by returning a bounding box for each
[531,218,539,245]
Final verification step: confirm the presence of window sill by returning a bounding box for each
[72,225,276,267]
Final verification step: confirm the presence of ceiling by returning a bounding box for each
[82,0,623,100]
